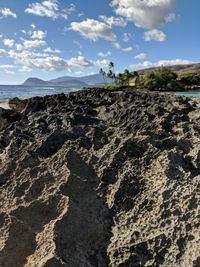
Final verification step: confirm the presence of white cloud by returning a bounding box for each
[144,29,166,42]
[44,47,61,53]
[114,42,121,49]
[8,47,111,73]
[29,56,69,71]
[93,59,110,67]
[99,16,127,27]
[10,50,69,72]
[135,53,147,60]
[130,59,193,70]
[15,44,24,51]
[78,12,84,17]
[121,47,133,52]
[31,30,47,39]
[21,29,30,35]
[8,48,104,72]
[3,39,15,47]
[111,0,176,29]
[114,42,133,52]
[0,8,17,19]
[0,64,15,74]
[122,32,131,42]
[0,49,6,56]
[64,3,76,14]
[74,71,84,76]
[67,56,93,68]
[98,51,111,57]
[14,39,47,51]
[23,39,47,49]
[25,0,73,20]
[69,19,116,42]
[9,50,50,63]
[19,66,33,72]
[31,24,36,29]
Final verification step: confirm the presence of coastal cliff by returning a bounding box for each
[0,89,199,267]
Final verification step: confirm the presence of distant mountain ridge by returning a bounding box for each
[23,63,200,87]
[139,63,200,75]
[23,74,113,87]
[23,78,51,86]
[23,77,88,88]
[48,74,113,85]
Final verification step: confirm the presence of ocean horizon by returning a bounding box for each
[0,84,83,100]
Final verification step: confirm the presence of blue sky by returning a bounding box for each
[0,0,199,84]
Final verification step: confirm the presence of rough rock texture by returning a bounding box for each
[0,89,199,267]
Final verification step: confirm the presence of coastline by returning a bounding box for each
[0,99,10,109]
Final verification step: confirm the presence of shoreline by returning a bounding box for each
[0,88,199,110]
[0,99,10,109]
[0,99,8,104]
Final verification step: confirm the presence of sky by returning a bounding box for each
[0,0,199,84]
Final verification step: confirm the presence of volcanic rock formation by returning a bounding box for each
[0,89,199,266]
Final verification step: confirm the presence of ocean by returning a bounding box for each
[0,85,82,109]
[175,91,200,97]
[1,85,200,100]
[0,85,82,100]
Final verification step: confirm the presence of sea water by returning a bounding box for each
[1,86,200,100]
[0,85,82,100]
[0,85,82,109]
[175,91,200,97]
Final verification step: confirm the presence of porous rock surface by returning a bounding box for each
[0,89,199,267]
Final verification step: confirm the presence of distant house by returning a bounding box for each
[129,76,140,86]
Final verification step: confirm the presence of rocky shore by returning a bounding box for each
[0,88,199,267]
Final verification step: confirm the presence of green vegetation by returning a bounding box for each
[137,67,185,91]
[179,72,200,87]
[100,63,200,91]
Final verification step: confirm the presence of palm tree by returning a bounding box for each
[124,69,131,85]
[133,71,139,78]
[107,69,113,79]
[99,68,106,84]
[108,62,115,83]
[109,61,114,70]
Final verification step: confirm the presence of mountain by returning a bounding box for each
[23,78,49,86]
[23,77,88,88]
[23,74,113,87]
[48,76,76,83]
[49,74,113,85]
[139,63,200,75]
[77,74,113,85]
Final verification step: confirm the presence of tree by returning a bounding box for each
[99,68,106,84]
[123,69,132,85]
[107,70,114,80]
[137,67,184,91]
[133,71,139,78]
[107,62,116,83]
[109,61,114,71]
[180,72,200,87]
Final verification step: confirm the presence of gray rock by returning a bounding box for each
[0,89,199,266]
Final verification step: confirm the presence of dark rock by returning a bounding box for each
[0,89,199,267]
